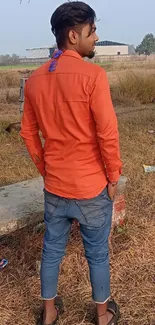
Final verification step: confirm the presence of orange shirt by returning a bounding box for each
[20,50,122,199]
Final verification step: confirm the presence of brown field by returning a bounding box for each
[0,62,155,325]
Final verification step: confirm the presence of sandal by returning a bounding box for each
[97,300,120,325]
[37,296,64,325]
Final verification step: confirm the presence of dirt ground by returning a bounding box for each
[0,66,155,325]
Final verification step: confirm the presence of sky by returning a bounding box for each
[0,0,155,56]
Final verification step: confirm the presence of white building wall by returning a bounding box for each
[95,45,129,56]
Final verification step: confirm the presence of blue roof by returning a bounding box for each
[96,40,127,46]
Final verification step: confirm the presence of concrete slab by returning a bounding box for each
[0,178,44,236]
[0,176,127,237]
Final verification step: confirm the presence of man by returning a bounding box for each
[20,2,122,325]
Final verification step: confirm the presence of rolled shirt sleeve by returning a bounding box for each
[90,69,122,182]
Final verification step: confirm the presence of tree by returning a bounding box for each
[0,54,20,66]
[11,54,20,64]
[136,33,155,55]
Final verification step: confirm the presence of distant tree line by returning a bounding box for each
[0,54,20,66]
[1,34,155,65]
[136,33,155,55]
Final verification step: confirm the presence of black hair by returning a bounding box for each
[50,1,96,48]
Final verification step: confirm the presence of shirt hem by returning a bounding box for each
[44,181,108,200]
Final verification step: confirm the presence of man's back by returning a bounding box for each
[21,50,121,198]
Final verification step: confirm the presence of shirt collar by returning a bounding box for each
[62,50,83,60]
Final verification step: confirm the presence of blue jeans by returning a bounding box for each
[41,186,113,303]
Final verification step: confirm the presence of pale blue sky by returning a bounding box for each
[0,0,155,56]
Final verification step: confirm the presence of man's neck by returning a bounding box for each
[61,46,83,58]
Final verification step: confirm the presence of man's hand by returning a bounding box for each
[108,182,118,201]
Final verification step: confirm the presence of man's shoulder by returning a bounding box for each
[80,59,105,79]
[28,60,51,82]
[26,58,106,86]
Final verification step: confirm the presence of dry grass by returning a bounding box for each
[111,71,155,106]
[0,68,38,185]
[0,88,19,104]
[1,62,155,107]
[0,64,155,325]
[0,71,20,89]
[0,105,155,325]
[0,70,32,106]
[0,104,38,187]
[0,214,155,325]
[0,70,32,89]
[99,59,155,72]
[0,129,38,187]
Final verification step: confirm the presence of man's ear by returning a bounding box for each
[68,29,78,45]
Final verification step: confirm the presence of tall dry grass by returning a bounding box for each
[0,70,32,104]
[0,71,20,89]
[98,58,155,72]
[1,64,155,106]
[0,88,19,104]
[111,71,155,106]
[0,71,20,105]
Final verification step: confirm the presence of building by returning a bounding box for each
[95,41,135,56]
[25,46,58,59]
[20,46,56,64]
[22,41,135,63]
